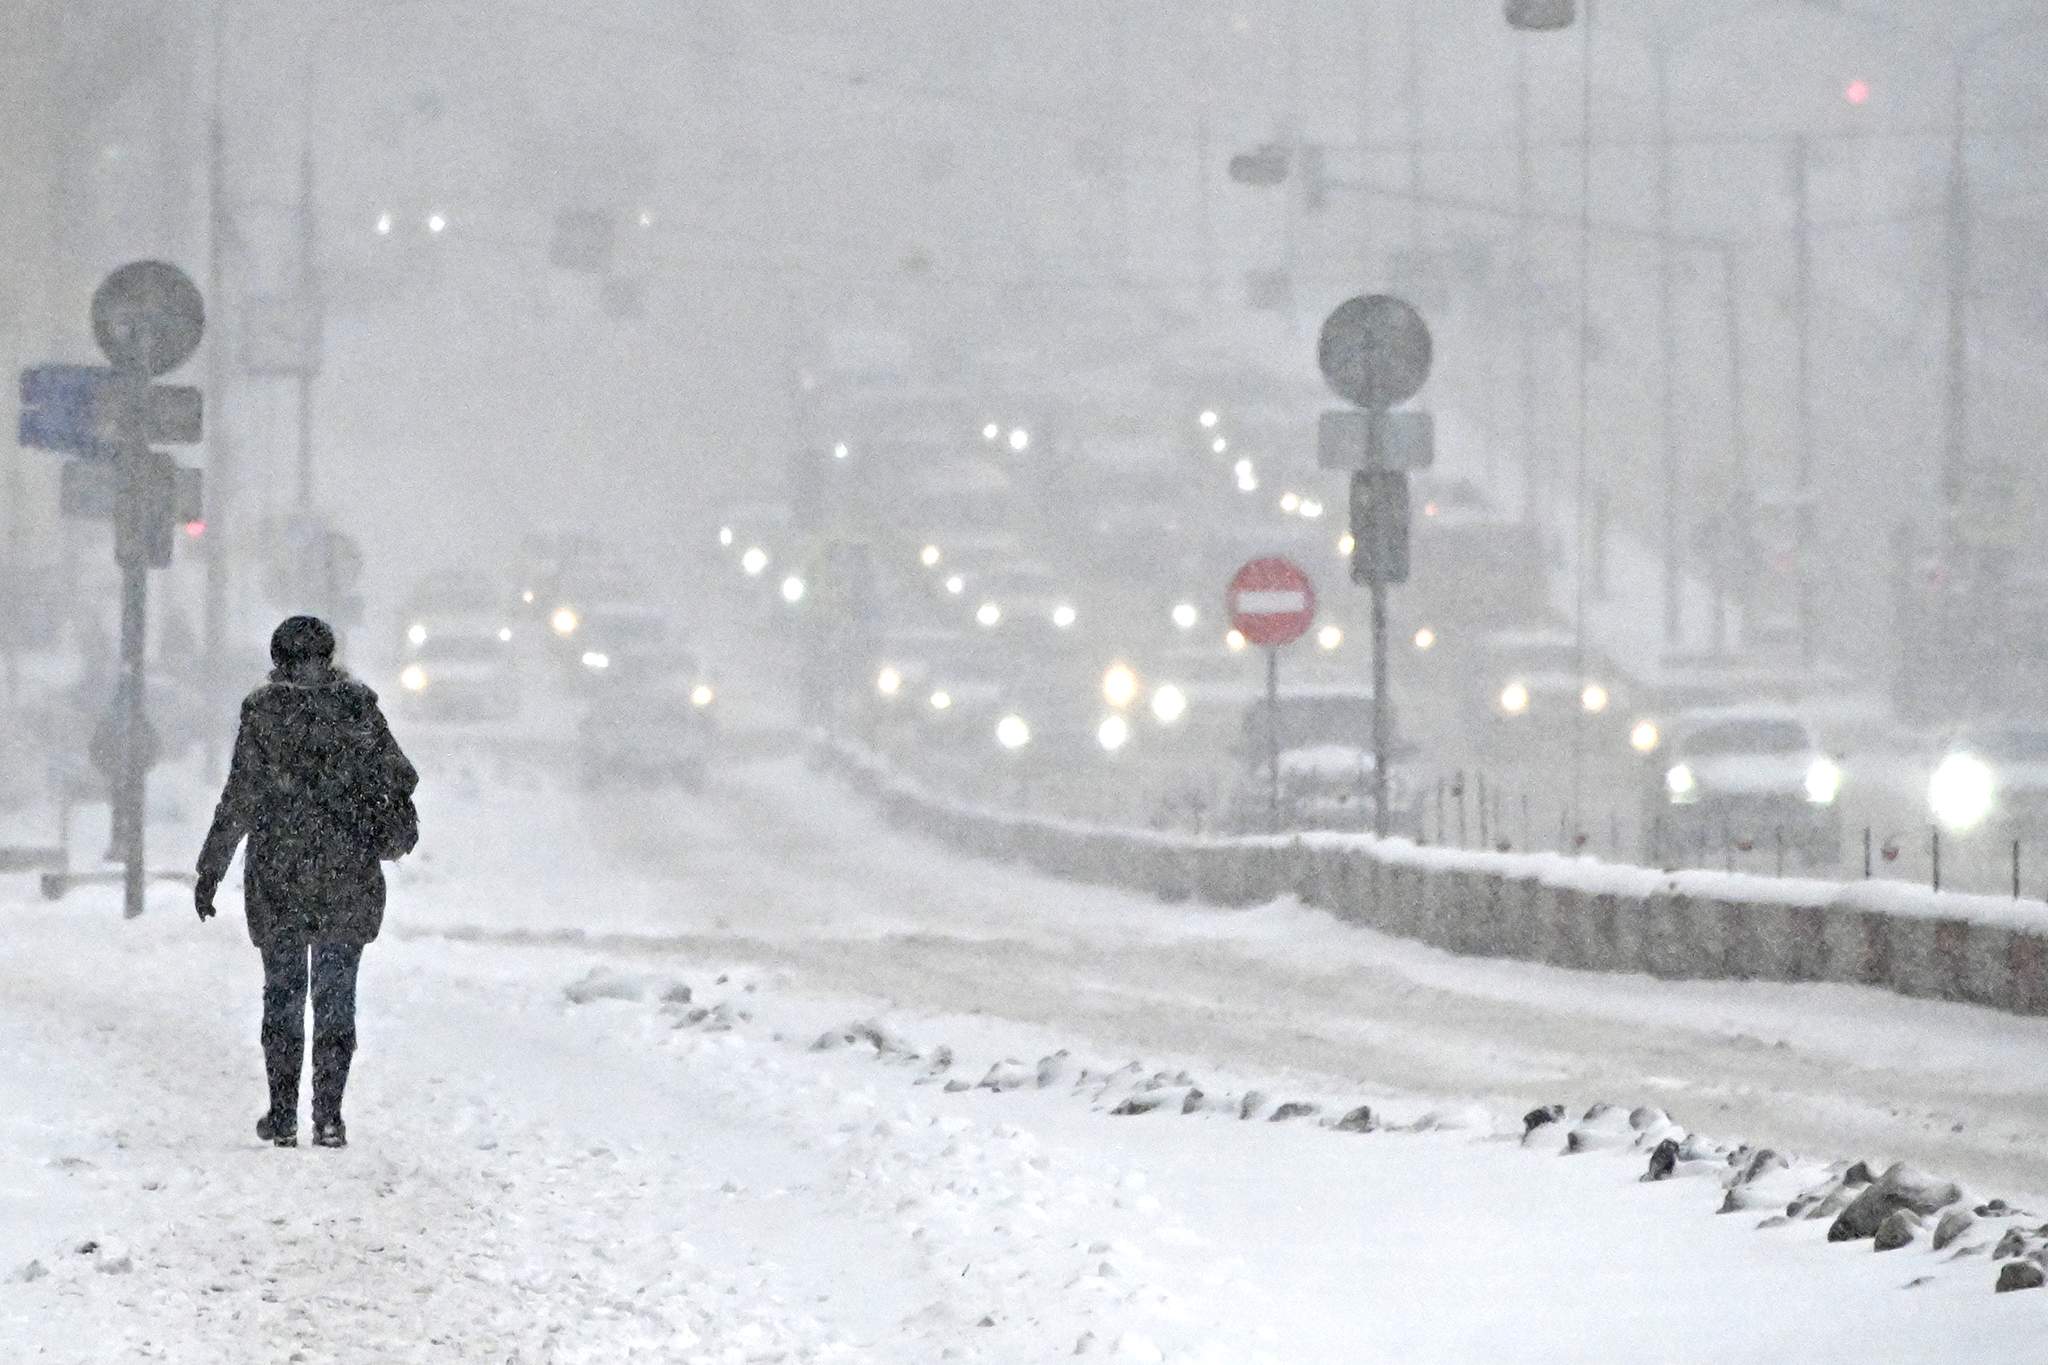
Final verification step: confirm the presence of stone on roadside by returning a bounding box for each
[1828,1164,1965,1243]
[1335,1105,1377,1133]
[1874,1210,1923,1252]
[977,1059,1033,1092]
[1996,1262,2046,1293]
[1643,1138,1680,1183]
[1934,1210,1976,1252]
[1238,1090,1268,1121]
[1269,1102,1320,1123]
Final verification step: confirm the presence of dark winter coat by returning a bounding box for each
[196,665,417,948]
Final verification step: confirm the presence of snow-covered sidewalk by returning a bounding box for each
[3,756,2046,1360]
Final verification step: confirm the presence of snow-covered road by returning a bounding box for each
[573,757,2048,1200]
[4,752,2046,1361]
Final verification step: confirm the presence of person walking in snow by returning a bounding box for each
[195,616,418,1149]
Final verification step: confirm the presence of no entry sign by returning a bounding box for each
[1227,557,1316,648]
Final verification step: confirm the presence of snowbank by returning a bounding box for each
[821,743,2048,1019]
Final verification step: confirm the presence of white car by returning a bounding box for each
[1227,688,1420,836]
[397,615,520,723]
[1929,723,2048,837]
[1645,707,1842,868]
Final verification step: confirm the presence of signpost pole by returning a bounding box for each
[1266,647,1281,834]
[114,377,151,920]
[1371,578,1391,838]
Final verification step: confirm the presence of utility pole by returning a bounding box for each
[1515,39,1540,527]
[1717,248,1748,656]
[1655,49,1681,648]
[1790,133,1816,667]
[1941,65,1970,552]
[1196,99,1217,304]
[203,0,232,775]
[1404,0,1423,246]
[296,141,318,511]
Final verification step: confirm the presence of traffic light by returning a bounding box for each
[1350,470,1410,585]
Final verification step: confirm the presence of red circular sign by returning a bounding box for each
[1227,557,1316,648]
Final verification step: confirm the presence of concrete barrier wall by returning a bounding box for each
[815,743,2048,1020]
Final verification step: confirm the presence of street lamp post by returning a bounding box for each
[1936,13,2048,550]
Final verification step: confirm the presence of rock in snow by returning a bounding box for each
[1643,1138,1680,1183]
[1334,1105,1377,1133]
[1268,1102,1320,1123]
[1728,1148,1789,1187]
[1933,1210,1976,1251]
[1874,1210,1923,1252]
[1522,1104,1567,1138]
[978,1059,1034,1092]
[1828,1164,1965,1243]
[1996,1262,2046,1293]
[563,966,670,1005]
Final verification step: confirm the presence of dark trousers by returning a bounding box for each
[259,940,363,1126]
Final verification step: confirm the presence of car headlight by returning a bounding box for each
[406,622,428,647]
[691,683,716,708]
[1930,752,1994,831]
[1665,762,1697,803]
[780,575,806,604]
[1052,604,1077,629]
[581,651,611,671]
[929,689,953,712]
[1804,756,1843,806]
[1499,681,1530,716]
[1150,683,1188,726]
[1413,626,1437,652]
[400,664,428,693]
[550,606,580,637]
[1097,714,1131,753]
[996,714,1031,750]
[1103,663,1139,710]
[1171,602,1199,631]
[877,666,904,698]
[1581,682,1610,714]
[976,601,1002,628]
[1630,720,1661,754]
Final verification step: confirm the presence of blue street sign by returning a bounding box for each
[18,364,114,457]
[17,364,200,455]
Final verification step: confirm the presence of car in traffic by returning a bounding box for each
[1928,722,2048,838]
[1224,686,1420,836]
[1642,706,1842,869]
[396,618,521,723]
[576,647,718,789]
[561,600,673,684]
[1469,628,1621,751]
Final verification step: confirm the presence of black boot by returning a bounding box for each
[311,1119,346,1149]
[256,1110,297,1147]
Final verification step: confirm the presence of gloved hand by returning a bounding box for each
[195,881,217,922]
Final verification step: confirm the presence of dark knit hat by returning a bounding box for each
[269,615,336,668]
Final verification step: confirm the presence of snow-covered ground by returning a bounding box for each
[4,752,2047,1360]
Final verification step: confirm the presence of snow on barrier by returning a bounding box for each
[815,743,2048,1019]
